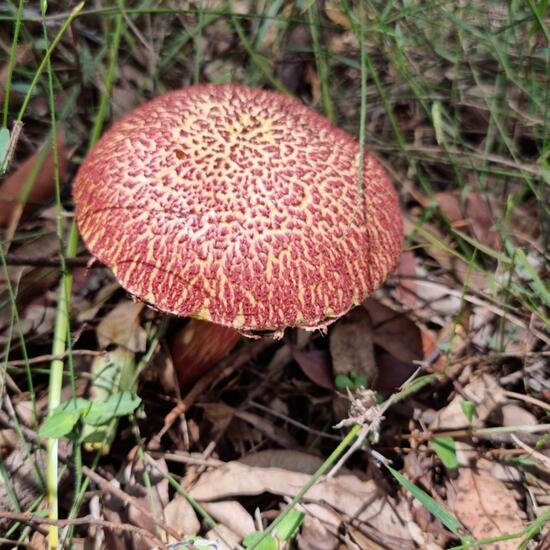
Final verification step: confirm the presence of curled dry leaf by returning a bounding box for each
[446,443,524,549]
[292,348,334,390]
[190,461,413,542]
[0,129,68,226]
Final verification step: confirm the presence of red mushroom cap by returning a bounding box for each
[73,84,402,332]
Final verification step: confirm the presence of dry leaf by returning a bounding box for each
[96,300,146,352]
[330,307,377,386]
[0,45,31,105]
[202,402,299,449]
[206,524,242,550]
[363,299,423,364]
[298,514,339,550]
[164,494,200,541]
[436,190,501,251]
[0,231,61,339]
[202,500,254,538]
[394,251,419,309]
[240,449,327,474]
[190,461,413,541]
[325,5,351,28]
[276,26,311,95]
[104,456,169,549]
[447,443,524,549]
[430,373,505,431]
[0,129,68,226]
[292,348,334,390]
[496,403,538,427]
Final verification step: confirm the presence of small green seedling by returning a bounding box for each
[335,371,368,390]
[38,391,141,439]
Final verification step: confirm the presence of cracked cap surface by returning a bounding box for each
[73,83,403,331]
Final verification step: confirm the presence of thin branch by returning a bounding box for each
[0,512,165,548]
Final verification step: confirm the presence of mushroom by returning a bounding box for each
[73,84,402,376]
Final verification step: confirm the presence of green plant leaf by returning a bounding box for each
[274,510,305,540]
[83,391,141,426]
[350,372,368,388]
[242,532,278,550]
[432,436,458,469]
[39,397,91,438]
[39,410,80,438]
[386,464,467,538]
[335,374,353,388]
[461,400,476,423]
[81,348,138,453]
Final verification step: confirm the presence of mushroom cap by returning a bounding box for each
[73,84,402,332]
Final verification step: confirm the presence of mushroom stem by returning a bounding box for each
[170,319,241,386]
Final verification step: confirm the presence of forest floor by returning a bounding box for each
[0,1,548,549]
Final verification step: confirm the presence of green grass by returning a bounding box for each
[0,1,548,548]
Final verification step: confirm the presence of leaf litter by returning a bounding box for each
[0,2,549,549]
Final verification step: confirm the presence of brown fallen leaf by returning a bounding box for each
[0,129,68,226]
[104,457,170,550]
[394,251,419,309]
[292,348,334,390]
[363,299,423,365]
[275,25,311,96]
[96,300,146,352]
[206,524,242,550]
[436,190,502,251]
[202,402,299,449]
[330,307,377,387]
[202,500,254,539]
[0,45,32,106]
[0,231,61,340]
[298,514,339,550]
[361,299,446,391]
[447,443,524,549]
[190,461,413,542]
[430,373,505,431]
[402,212,488,291]
[164,494,200,542]
[241,449,331,474]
